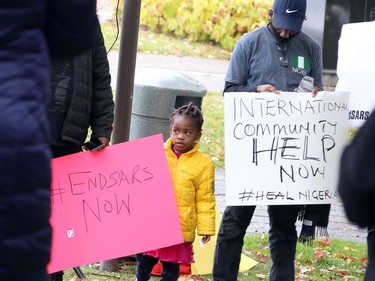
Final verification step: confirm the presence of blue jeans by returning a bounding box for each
[213,205,300,281]
[136,254,180,281]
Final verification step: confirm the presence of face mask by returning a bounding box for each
[268,22,298,43]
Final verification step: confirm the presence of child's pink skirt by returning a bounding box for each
[144,242,194,264]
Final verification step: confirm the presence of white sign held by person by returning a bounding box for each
[336,21,375,127]
[224,91,350,206]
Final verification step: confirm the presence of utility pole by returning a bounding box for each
[100,0,141,272]
[111,0,141,145]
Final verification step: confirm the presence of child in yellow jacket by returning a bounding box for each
[136,103,216,281]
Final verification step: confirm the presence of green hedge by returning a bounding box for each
[138,0,272,51]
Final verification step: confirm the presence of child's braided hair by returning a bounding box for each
[170,102,204,132]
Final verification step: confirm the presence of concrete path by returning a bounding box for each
[107,51,227,93]
[107,50,367,243]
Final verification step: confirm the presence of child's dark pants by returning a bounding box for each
[136,254,179,281]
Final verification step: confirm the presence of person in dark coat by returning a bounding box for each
[48,23,114,158]
[338,110,375,281]
[0,1,98,281]
[212,0,323,280]
[48,22,114,281]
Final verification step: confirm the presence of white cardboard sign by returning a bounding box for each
[224,91,349,206]
[336,21,375,127]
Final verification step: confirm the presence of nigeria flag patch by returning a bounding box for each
[292,56,310,71]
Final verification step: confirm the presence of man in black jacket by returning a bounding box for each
[212,0,323,280]
[48,22,114,281]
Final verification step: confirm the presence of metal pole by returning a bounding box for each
[112,0,141,144]
[73,267,86,279]
[100,0,141,272]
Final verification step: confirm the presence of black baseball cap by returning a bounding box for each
[272,0,306,32]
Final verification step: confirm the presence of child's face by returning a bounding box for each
[170,115,201,154]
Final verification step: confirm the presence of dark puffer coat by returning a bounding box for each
[0,1,98,280]
[338,112,375,227]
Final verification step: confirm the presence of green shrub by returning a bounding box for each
[139,0,272,51]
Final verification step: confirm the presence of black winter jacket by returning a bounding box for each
[49,27,114,147]
[338,111,375,228]
[338,110,375,281]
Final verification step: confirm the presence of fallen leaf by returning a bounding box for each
[363,258,368,269]
[316,237,332,247]
[336,269,349,276]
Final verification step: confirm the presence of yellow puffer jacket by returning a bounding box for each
[165,138,216,242]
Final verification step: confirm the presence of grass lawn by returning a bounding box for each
[64,234,367,280]
[200,92,225,168]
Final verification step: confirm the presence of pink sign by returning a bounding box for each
[48,134,183,273]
